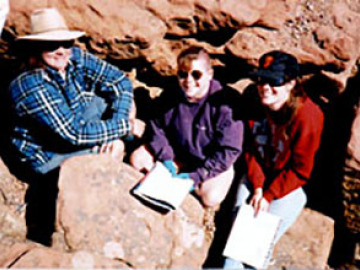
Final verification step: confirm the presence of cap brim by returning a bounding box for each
[17,30,85,41]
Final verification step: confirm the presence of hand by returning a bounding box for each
[130,118,146,138]
[162,160,177,176]
[126,101,138,141]
[129,100,137,120]
[93,139,125,161]
[249,188,269,216]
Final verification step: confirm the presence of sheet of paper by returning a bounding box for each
[133,162,193,210]
[223,204,281,269]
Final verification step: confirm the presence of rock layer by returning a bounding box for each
[4,0,360,92]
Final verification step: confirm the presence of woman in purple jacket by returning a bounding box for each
[130,46,244,232]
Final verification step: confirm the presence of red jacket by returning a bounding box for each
[246,97,324,202]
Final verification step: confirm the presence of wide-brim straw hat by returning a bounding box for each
[17,7,84,41]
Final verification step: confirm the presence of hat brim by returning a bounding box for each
[249,69,288,86]
[17,30,84,41]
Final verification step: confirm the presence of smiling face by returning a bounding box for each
[177,57,213,102]
[257,79,295,111]
[40,40,74,72]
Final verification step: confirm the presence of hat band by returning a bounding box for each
[32,26,69,35]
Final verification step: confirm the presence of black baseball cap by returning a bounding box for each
[250,50,299,86]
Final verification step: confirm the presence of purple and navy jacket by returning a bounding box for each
[148,80,244,185]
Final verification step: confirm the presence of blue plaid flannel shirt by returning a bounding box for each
[9,47,133,171]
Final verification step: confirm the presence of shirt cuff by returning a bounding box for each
[189,172,201,186]
[263,190,276,202]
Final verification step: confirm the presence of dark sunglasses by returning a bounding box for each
[254,76,286,87]
[177,70,203,80]
[40,40,74,52]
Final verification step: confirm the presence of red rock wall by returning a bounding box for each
[4,0,360,93]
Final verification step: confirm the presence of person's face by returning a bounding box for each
[0,0,9,35]
[257,79,295,111]
[177,57,213,102]
[41,40,74,72]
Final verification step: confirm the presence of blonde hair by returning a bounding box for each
[177,46,212,70]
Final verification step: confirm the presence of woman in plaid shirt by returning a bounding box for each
[9,7,144,245]
[10,8,145,174]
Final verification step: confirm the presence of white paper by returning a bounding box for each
[223,204,281,269]
[133,162,193,210]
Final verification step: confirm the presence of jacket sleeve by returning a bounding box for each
[79,48,133,119]
[189,106,244,185]
[148,115,175,161]
[263,106,324,202]
[11,82,132,147]
[245,151,266,188]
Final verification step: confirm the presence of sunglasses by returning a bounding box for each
[254,76,286,87]
[177,70,203,80]
[39,40,74,52]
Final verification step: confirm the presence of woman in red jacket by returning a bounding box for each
[224,51,324,269]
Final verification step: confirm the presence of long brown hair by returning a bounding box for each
[266,79,307,138]
[15,40,46,70]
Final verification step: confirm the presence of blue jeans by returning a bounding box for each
[36,96,108,174]
[223,181,307,269]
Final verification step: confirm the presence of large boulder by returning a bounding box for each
[0,159,27,241]
[0,237,128,268]
[55,154,211,269]
[0,237,37,268]
[272,208,334,269]
[345,104,360,172]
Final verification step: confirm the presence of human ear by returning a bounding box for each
[208,68,214,79]
[288,79,296,90]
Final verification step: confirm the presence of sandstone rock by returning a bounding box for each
[272,208,334,269]
[193,0,224,31]
[0,236,128,268]
[314,25,357,61]
[9,0,167,59]
[0,238,37,268]
[223,0,360,91]
[56,154,210,269]
[142,41,180,76]
[225,27,278,63]
[0,159,27,241]
[5,0,360,95]
[11,247,129,268]
[333,2,360,44]
[0,204,26,241]
[257,0,297,30]
[219,0,264,27]
[320,61,358,94]
[346,102,360,171]
[0,159,27,208]
[146,0,196,37]
[227,79,253,94]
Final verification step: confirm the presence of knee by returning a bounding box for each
[299,188,307,207]
[199,168,234,208]
[200,188,226,208]
[129,145,154,172]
